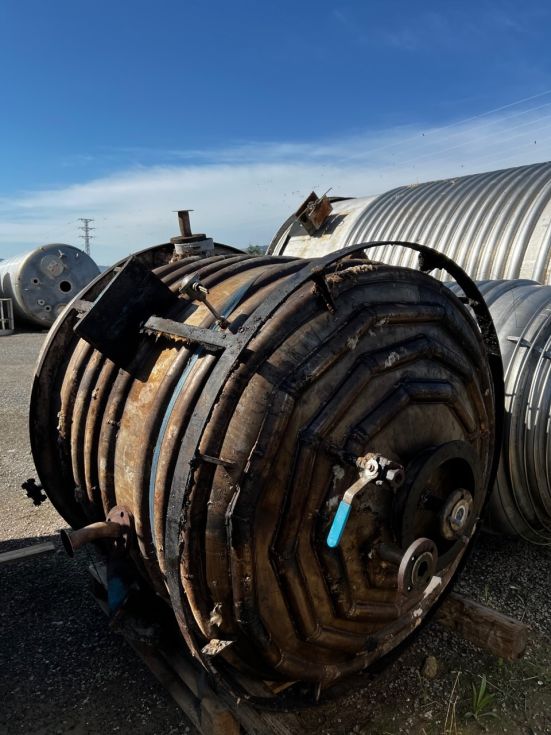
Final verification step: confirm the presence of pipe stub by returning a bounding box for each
[60,528,75,558]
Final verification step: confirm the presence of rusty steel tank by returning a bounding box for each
[29,226,502,694]
[0,244,100,327]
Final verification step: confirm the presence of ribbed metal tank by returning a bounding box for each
[447,280,551,544]
[29,236,501,695]
[0,244,100,327]
[269,162,551,282]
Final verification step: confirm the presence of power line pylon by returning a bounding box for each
[78,218,95,255]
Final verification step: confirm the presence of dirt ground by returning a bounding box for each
[1,330,550,735]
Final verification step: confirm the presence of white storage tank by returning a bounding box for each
[0,244,100,327]
[270,161,551,283]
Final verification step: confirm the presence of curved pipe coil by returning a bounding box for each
[29,239,500,695]
[448,279,551,544]
[269,161,551,283]
[0,244,100,327]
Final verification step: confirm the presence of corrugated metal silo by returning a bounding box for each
[270,162,551,283]
[448,280,551,544]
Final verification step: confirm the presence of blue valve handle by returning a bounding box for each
[327,500,352,548]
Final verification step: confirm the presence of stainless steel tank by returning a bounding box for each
[0,244,100,327]
[29,234,501,696]
[448,280,551,544]
[270,162,551,282]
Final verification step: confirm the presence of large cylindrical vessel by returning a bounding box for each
[29,239,501,694]
[448,280,551,544]
[269,179,551,546]
[270,161,551,282]
[0,244,100,327]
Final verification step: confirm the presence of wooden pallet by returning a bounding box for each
[88,562,529,735]
[88,563,301,735]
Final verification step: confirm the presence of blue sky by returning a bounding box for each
[1,0,551,263]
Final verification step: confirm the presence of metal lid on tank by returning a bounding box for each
[18,244,100,327]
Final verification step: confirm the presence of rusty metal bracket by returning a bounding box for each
[294,191,333,235]
[311,273,336,314]
[143,316,230,351]
[73,256,179,367]
[197,453,236,469]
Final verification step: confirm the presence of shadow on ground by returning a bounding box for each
[0,535,193,735]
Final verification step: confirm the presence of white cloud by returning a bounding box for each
[1,103,551,265]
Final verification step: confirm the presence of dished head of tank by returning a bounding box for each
[15,244,100,327]
[188,270,497,682]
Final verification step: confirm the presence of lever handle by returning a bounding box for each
[327,500,352,548]
[326,452,404,548]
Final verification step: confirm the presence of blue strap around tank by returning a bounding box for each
[148,280,257,549]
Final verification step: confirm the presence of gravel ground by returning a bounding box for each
[1,330,549,735]
[0,331,194,735]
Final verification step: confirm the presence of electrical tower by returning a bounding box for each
[78,218,95,255]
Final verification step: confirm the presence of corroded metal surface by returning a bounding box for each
[269,176,551,547]
[29,239,500,693]
[270,161,551,283]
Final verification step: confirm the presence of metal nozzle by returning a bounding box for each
[60,520,124,558]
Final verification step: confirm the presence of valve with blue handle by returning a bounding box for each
[327,454,405,548]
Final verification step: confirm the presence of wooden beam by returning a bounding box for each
[435,592,529,661]
[201,696,240,735]
[0,541,56,564]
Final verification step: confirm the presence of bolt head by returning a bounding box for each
[365,459,378,474]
